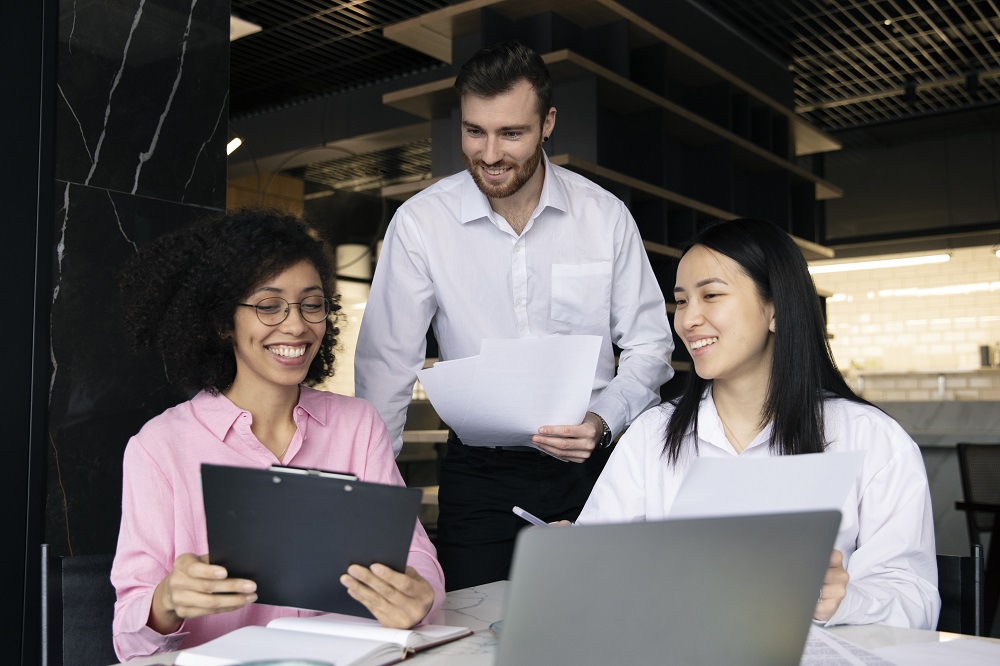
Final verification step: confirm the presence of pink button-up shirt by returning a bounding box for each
[111,387,444,661]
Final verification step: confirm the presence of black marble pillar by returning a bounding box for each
[46,0,230,556]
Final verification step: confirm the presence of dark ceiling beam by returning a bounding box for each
[798,66,1000,112]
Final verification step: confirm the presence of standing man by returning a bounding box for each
[356,40,673,590]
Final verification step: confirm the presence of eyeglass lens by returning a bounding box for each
[254,296,329,325]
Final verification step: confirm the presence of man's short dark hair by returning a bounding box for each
[454,40,551,123]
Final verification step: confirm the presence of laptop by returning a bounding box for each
[200,463,422,617]
[495,510,841,666]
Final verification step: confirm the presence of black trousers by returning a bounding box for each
[435,434,611,591]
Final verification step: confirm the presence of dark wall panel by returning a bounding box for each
[45,0,230,559]
[826,127,1000,241]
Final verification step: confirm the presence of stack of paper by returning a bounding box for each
[668,451,866,518]
[416,336,602,448]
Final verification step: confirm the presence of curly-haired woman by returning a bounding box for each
[111,208,444,661]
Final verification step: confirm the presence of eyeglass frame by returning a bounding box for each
[236,296,331,326]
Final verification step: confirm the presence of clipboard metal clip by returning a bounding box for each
[267,465,358,482]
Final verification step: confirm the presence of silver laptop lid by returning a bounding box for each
[497,510,841,666]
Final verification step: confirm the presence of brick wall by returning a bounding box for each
[814,245,1000,371]
[813,245,1000,400]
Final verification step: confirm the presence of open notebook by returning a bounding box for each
[174,613,472,666]
[496,510,842,666]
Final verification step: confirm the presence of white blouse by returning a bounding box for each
[577,394,940,630]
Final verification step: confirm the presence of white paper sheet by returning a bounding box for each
[416,335,602,447]
[801,626,899,665]
[668,451,866,519]
[873,636,1000,665]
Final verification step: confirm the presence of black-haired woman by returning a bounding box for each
[578,218,939,630]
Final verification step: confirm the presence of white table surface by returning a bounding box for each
[115,580,998,665]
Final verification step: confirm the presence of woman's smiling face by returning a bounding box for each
[229,260,327,394]
[673,244,776,387]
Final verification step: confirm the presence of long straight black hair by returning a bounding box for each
[663,218,873,464]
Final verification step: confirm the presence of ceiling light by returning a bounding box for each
[230,15,262,42]
[808,253,950,274]
[226,137,243,155]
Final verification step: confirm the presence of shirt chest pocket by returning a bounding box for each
[550,262,612,326]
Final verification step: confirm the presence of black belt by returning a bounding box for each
[446,432,544,455]
[490,445,542,454]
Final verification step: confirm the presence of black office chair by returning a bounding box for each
[955,443,1000,551]
[41,544,119,666]
[937,544,985,636]
[954,442,1000,632]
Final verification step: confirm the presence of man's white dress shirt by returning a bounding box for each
[356,152,674,455]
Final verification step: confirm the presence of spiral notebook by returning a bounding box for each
[200,463,422,617]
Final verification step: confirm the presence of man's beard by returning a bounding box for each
[464,140,544,199]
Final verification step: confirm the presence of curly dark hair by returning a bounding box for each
[120,207,341,393]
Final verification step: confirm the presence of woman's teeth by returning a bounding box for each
[269,345,306,358]
[690,337,718,350]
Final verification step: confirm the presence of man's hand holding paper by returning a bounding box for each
[532,411,604,462]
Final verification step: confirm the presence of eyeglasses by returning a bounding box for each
[237,296,331,326]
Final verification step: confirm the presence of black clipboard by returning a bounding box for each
[201,463,422,617]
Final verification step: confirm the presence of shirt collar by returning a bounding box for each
[700,388,774,454]
[698,392,729,453]
[459,151,568,227]
[192,386,327,440]
[295,386,328,426]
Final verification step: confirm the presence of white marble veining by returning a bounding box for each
[109,191,138,254]
[133,0,198,194]
[437,581,507,630]
[49,183,71,401]
[57,83,93,163]
[54,182,70,304]
[67,0,78,52]
[402,582,506,663]
[184,91,228,200]
[87,0,145,187]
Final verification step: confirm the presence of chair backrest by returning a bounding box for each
[41,544,118,666]
[955,443,1000,547]
[936,544,984,636]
